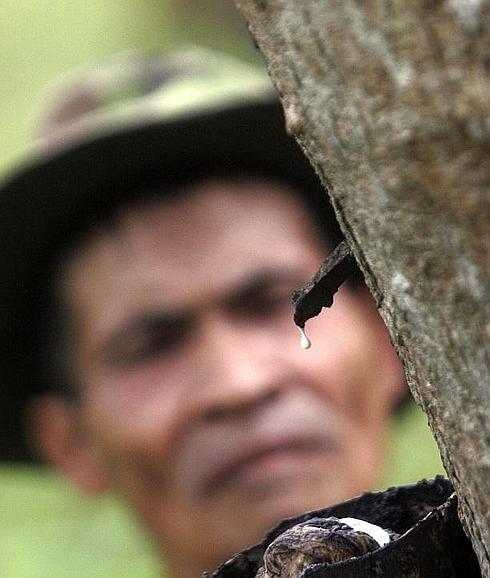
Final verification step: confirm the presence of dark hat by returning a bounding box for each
[0,48,331,460]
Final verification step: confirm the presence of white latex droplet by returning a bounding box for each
[298,326,311,350]
[339,517,391,547]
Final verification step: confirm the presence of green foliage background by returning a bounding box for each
[0,1,444,576]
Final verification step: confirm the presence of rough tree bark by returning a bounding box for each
[234,0,490,573]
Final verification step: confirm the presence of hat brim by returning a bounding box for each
[0,99,329,460]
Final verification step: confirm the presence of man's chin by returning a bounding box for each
[176,473,356,570]
[216,474,340,540]
[256,484,339,529]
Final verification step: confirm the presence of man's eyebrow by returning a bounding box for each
[221,267,309,306]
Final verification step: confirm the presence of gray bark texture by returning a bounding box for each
[234,0,490,573]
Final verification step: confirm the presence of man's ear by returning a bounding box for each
[26,395,111,496]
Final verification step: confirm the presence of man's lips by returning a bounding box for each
[199,434,334,498]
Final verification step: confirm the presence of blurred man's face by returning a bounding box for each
[43,178,402,576]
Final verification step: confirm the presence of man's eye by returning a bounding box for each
[125,335,172,362]
[243,288,294,319]
[114,337,165,365]
[113,325,188,365]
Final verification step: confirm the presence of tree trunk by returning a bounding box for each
[234,0,490,573]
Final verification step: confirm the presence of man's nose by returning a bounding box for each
[195,312,292,420]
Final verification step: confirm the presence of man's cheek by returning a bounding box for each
[293,335,357,411]
[85,382,186,452]
[93,430,175,498]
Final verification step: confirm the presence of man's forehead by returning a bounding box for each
[65,177,320,262]
[120,176,317,236]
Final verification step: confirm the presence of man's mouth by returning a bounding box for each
[200,434,334,499]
